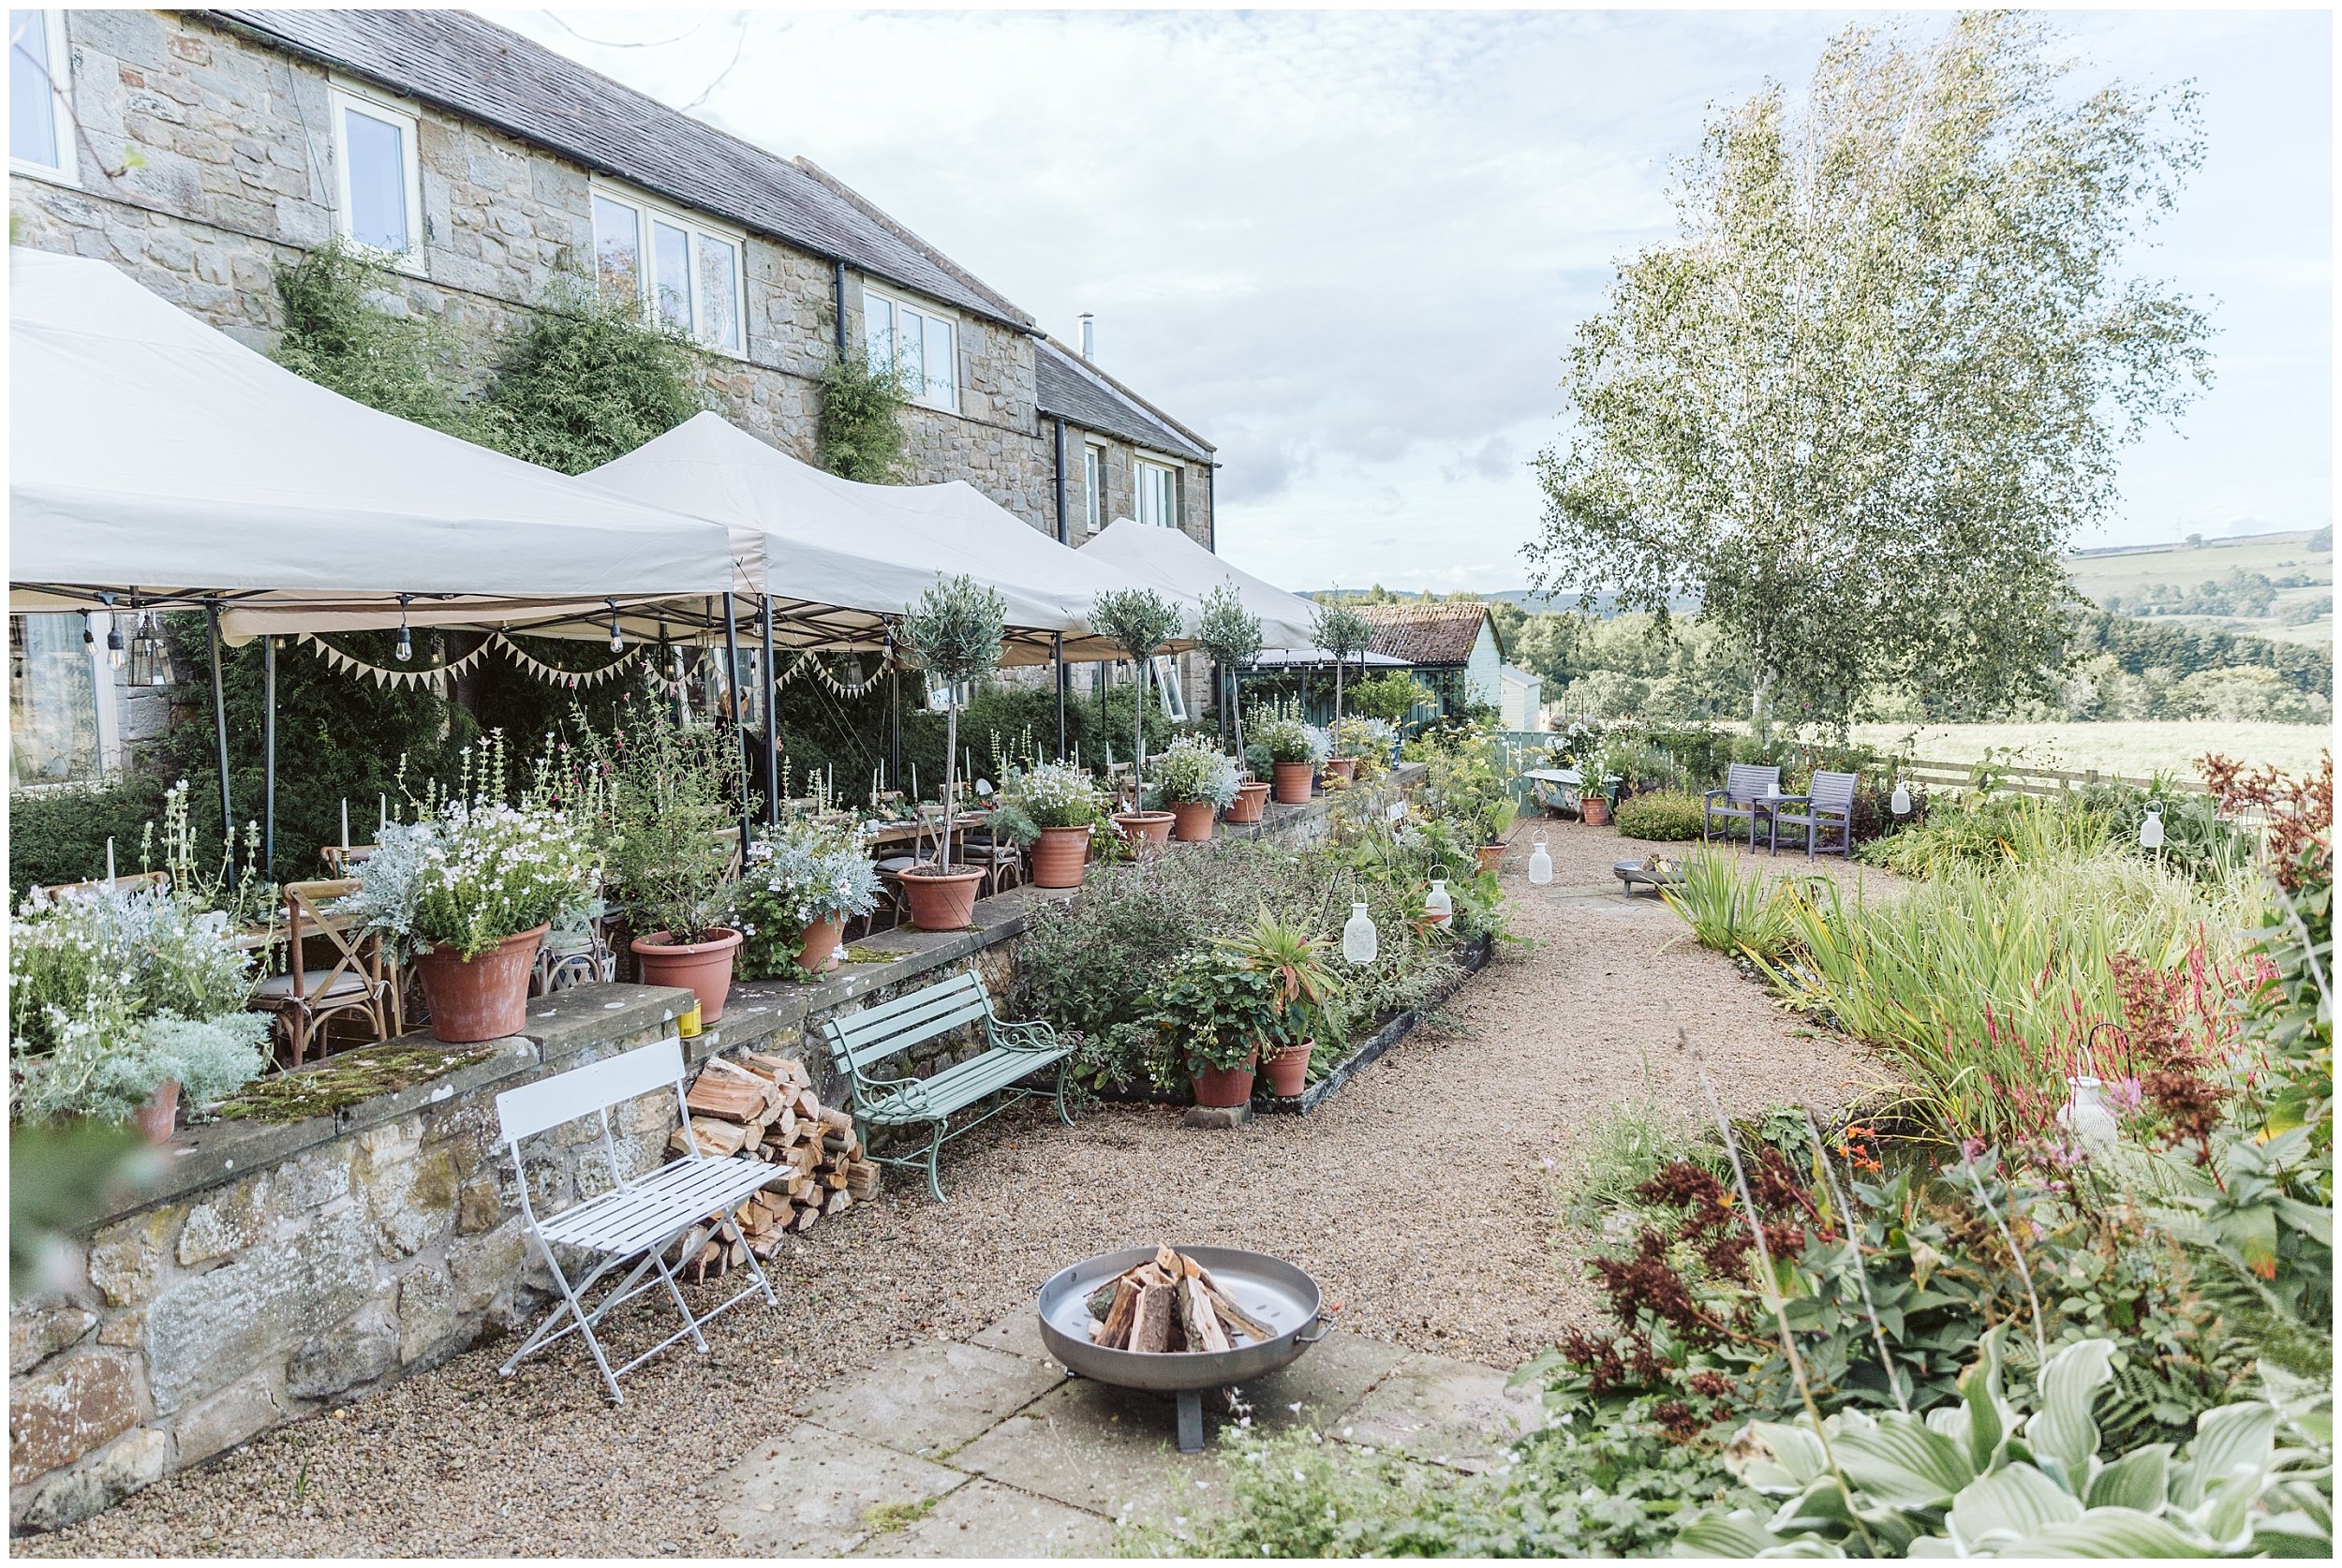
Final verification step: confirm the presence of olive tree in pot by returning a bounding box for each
[1309,599,1374,780]
[900,573,1006,929]
[1194,583,1271,821]
[1089,586,1186,843]
[581,698,750,1022]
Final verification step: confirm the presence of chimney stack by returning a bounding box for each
[1077,312,1094,361]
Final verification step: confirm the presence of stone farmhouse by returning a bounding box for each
[7,7,1219,787]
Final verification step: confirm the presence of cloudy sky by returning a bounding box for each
[498,7,2333,594]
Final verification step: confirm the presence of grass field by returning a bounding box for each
[2065,527,2334,645]
[1841,721,2331,782]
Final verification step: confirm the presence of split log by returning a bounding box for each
[1131,1283,1176,1353]
[823,1189,852,1216]
[1178,1276,1231,1354]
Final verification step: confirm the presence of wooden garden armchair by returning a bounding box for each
[1702,763,1782,851]
[1768,771,1860,859]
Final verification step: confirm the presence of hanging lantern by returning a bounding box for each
[1890,779,1911,817]
[393,594,413,663]
[606,599,625,653]
[1527,834,1553,886]
[1341,901,1378,965]
[1424,869,1453,929]
[2139,802,2165,851]
[2057,1075,2120,1153]
[128,612,170,688]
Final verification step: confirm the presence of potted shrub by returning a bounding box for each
[899,573,1007,929]
[1140,949,1278,1108]
[354,797,600,1041]
[574,700,749,1022]
[1212,909,1339,1100]
[1193,580,1264,775]
[9,881,270,1141]
[1252,709,1327,805]
[1475,795,1520,875]
[1089,585,1186,845]
[1151,735,1240,842]
[1310,600,1374,777]
[737,821,882,978]
[999,762,1107,888]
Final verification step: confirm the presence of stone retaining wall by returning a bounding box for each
[7,767,1419,1531]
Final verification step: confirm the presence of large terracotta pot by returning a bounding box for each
[632,926,743,1023]
[1191,1054,1258,1109]
[1325,757,1360,784]
[1225,780,1271,824]
[414,923,548,1043]
[132,1078,180,1145]
[1270,761,1314,806]
[1263,1040,1312,1099]
[794,914,846,974]
[1168,800,1218,842]
[899,865,985,931]
[1475,843,1506,876]
[1029,825,1090,889]
[1114,810,1176,854]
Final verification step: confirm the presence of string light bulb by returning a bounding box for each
[607,599,624,653]
[393,594,412,663]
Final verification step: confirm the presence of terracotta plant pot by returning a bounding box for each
[1582,796,1611,827]
[1225,780,1271,824]
[794,914,846,974]
[1325,757,1360,784]
[414,924,549,1043]
[1270,761,1315,806]
[1113,810,1176,853]
[631,926,744,1024]
[1475,842,1506,876]
[132,1077,180,1145]
[1262,1040,1312,1099]
[1191,1055,1258,1109]
[899,865,985,931]
[1168,800,1218,842]
[1028,825,1091,889]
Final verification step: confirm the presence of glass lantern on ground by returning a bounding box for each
[1527,834,1553,885]
[1424,871,1453,929]
[1341,901,1377,965]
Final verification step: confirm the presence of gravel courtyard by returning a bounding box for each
[28,821,1881,1558]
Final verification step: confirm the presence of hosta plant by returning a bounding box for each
[1679,1329,2334,1558]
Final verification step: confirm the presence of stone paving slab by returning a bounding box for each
[949,1377,1239,1528]
[846,1477,1112,1559]
[798,1340,1063,1459]
[1335,1349,1544,1472]
[969,1309,1053,1365]
[714,1427,970,1557]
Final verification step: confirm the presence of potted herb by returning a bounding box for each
[1251,709,1328,806]
[1212,909,1339,1099]
[9,882,270,1140]
[900,573,1006,929]
[738,821,882,977]
[576,700,749,1022]
[1150,734,1241,842]
[1140,949,1280,1108]
[1310,600,1373,779]
[1089,586,1185,847]
[352,797,600,1041]
[1000,762,1106,888]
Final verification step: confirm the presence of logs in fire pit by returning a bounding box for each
[1085,1245,1275,1354]
[667,1053,880,1279]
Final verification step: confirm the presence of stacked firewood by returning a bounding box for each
[1086,1245,1272,1354]
[666,1052,881,1279]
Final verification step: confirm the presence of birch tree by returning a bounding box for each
[1529,13,2211,732]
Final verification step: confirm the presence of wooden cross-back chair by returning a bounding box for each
[255,879,391,1066]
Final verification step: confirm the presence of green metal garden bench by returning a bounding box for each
[817,969,1075,1201]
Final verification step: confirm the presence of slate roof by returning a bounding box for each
[1356,601,1500,668]
[1033,337,1212,462]
[212,9,1034,329]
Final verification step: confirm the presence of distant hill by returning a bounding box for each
[2063,526,2332,648]
[1309,587,1701,615]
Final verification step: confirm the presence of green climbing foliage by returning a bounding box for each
[816,348,912,481]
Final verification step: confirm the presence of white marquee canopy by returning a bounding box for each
[1083,516,1324,653]
[7,247,737,629]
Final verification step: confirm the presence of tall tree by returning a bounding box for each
[1528,13,2210,732]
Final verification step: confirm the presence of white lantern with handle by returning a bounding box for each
[2139,802,2164,851]
[1527,834,1553,885]
[1890,779,1911,817]
[1425,872,1453,929]
[1341,901,1378,965]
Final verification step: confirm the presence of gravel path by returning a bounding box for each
[30,821,1878,1558]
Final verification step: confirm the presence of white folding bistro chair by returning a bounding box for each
[495,1037,777,1402]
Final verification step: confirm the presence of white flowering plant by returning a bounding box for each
[1250,711,1330,766]
[735,823,882,980]
[8,883,270,1123]
[1149,734,1242,807]
[1002,762,1108,831]
[1328,717,1396,772]
[351,799,599,961]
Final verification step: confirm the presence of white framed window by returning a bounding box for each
[329,82,423,266]
[1134,456,1179,531]
[591,181,746,354]
[1149,655,1187,720]
[1083,442,1105,534]
[9,9,75,185]
[862,285,958,413]
[9,612,115,787]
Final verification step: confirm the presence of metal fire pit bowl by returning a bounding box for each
[1037,1244,1331,1453]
